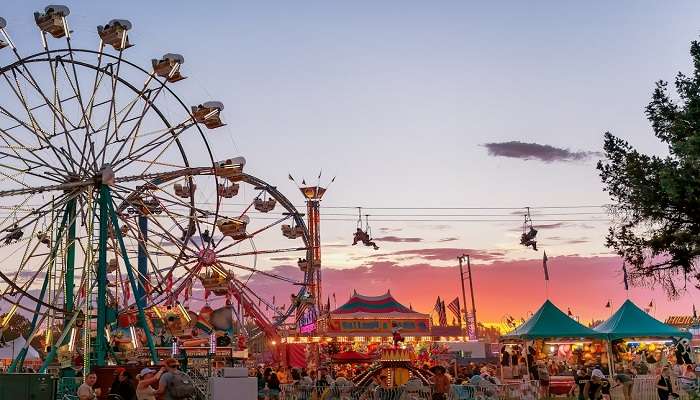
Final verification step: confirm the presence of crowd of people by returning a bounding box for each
[75,357,196,400]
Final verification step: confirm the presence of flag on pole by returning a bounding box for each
[447,297,462,325]
[439,300,448,326]
[648,300,654,308]
[542,251,549,281]
[605,301,611,308]
[622,262,629,291]
[567,308,573,317]
[434,296,442,314]
[694,304,697,320]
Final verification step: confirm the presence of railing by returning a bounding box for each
[57,376,83,400]
[607,376,699,400]
[278,381,540,400]
[185,367,211,400]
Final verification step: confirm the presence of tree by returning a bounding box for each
[0,312,31,342]
[598,38,700,296]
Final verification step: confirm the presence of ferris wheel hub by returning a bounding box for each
[198,248,217,266]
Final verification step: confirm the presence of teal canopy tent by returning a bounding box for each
[594,300,691,340]
[502,300,606,341]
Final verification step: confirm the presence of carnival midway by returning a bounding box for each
[1,4,700,400]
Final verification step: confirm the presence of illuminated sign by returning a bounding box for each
[299,309,317,334]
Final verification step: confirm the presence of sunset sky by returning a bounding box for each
[4,1,700,324]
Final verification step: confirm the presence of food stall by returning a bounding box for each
[500,300,607,395]
[594,300,692,374]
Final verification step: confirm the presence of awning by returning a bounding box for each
[594,300,691,340]
[502,300,606,341]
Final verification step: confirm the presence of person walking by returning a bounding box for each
[431,366,451,400]
[136,367,163,400]
[657,366,679,400]
[155,358,196,400]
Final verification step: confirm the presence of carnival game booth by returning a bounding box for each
[501,300,607,395]
[594,300,692,373]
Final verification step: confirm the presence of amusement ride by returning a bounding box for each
[0,5,326,375]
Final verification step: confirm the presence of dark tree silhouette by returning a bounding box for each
[598,38,700,296]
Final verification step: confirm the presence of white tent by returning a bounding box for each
[0,336,41,360]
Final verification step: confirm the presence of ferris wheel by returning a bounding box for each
[0,6,315,370]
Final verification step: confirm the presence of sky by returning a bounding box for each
[3,1,700,325]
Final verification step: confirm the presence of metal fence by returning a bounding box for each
[278,381,539,400]
[606,376,700,400]
[57,376,83,400]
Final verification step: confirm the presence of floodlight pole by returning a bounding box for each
[459,254,478,340]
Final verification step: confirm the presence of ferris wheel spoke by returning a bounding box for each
[91,76,155,164]
[0,161,63,184]
[216,246,309,259]
[99,48,127,166]
[54,58,99,162]
[104,75,172,166]
[217,259,300,285]
[0,192,72,237]
[215,214,292,255]
[0,97,75,174]
[0,71,51,139]
[110,183,200,256]
[112,121,195,174]
[12,61,82,133]
[211,192,264,250]
[48,56,76,159]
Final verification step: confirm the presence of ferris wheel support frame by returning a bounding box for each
[136,215,148,310]
[9,199,72,372]
[65,198,77,324]
[101,184,159,365]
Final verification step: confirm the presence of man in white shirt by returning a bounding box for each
[77,371,101,400]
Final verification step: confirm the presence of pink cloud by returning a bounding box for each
[372,247,506,262]
[246,255,695,324]
[373,236,423,243]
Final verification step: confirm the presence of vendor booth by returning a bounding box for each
[500,300,607,395]
[594,300,692,372]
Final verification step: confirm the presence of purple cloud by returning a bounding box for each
[373,236,423,243]
[483,141,601,162]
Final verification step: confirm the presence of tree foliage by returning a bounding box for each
[598,39,700,296]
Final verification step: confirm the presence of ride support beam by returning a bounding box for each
[96,185,109,366]
[9,203,71,372]
[104,188,158,364]
[137,215,148,309]
[39,296,85,372]
[64,198,77,323]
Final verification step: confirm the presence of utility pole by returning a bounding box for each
[459,254,478,340]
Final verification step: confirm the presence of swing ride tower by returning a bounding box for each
[298,184,327,328]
